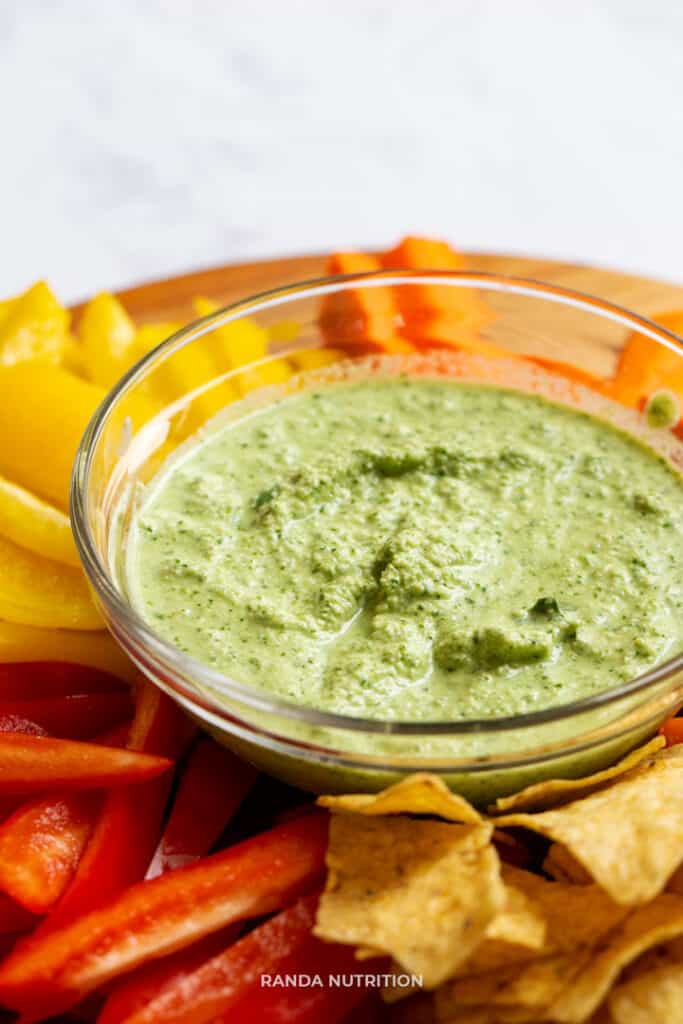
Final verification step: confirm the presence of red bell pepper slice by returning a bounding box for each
[0,691,132,740]
[0,891,38,936]
[0,662,127,701]
[147,737,257,877]
[221,938,379,1024]
[42,684,193,929]
[102,889,386,1024]
[0,723,133,916]
[0,792,102,914]
[100,890,322,1024]
[0,733,171,794]
[0,812,328,1020]
[98,925,241,1024]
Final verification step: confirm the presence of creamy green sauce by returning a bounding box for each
[129,378,683,722]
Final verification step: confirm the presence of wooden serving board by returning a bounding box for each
[74,252,683,345]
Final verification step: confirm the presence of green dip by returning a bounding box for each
[128,378,683,723]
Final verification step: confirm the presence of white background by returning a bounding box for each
[1,0,682,303]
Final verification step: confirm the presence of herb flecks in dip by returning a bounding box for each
[129,379,683,721]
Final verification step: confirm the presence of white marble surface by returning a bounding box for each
[1,0,682,303]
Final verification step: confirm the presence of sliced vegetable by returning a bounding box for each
[0,691,132,740]
[0,281,70,366]
[661,716,683,747]
[0,662,127,702]
[0,733,171,794]
[0,473,79,566]
[43,685,193,927]
[0,891,38,936]
[0,533,101,631]
[321,252,413,354]
[79,293,137,387]
[288,347,345,371]
[98,927,241,1024]
[268,318,300,344]
[0,793,101,914]
[219,937,375,1024]
[382,234,466,272]
[192,297,269,369]
[0,361,105,510]
[0,813,328,1019]
[134,322,182,356]
[527,356,606,391]
[0,623,137,684]
[380,235,496,352]
[612,313,683,408]
[236,356,293,397]
[148,737,257,877]
[98,892,323,1024]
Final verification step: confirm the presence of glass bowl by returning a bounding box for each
[71,271,683,805]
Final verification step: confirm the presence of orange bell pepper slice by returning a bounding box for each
[527,356,607,392]
[660,716,683,747]
[380,235,497,354]
[147,737,257,877]
[0,733,170,794]
[611,311,683,408]
[0,813,328,1019]
[321,252,413,354]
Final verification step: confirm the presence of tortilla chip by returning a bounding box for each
[543,843,592,886]
[435,952,592,1019]
[314,814,503,988]
[608,960,683,1023]
[489,737,665,815]
[435,871,627,1019]
[318,772,482,824]
[448,867,547,979]
[499,866,628,954]
[667,861,683,895]
[549,892,683,1022]
[494,747,683,904]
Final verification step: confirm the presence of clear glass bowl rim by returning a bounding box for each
[71,268,683,737]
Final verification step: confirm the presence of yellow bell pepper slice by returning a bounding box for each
[0,296,17,330]
[288,348,345,371]
[192,297,269,369]
[0,533,101,630]
[237,357,293,397]
[0,281,70,366]
[0,475,79,566]
[134,322,181,357]
[268,319,300,345]
[0,620,136,683]
[79,292,137,387]
[0,361,105,510]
